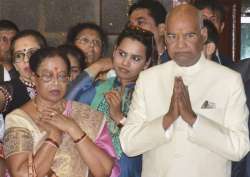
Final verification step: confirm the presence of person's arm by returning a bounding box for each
[4,112,62,177]
[69,125,114,177]
[40,108,114,177]
[86,57,113,79]
[120,74,171,157]
[187,74,249,161]
[0,141,5,177]
[0,157,5,177]
[66,58,112,101]
[4,127,61,177]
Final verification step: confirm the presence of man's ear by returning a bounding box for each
[158,23,166,37]
[201,27,208,44]
[219,22,225,33]
[206,43,216,56]
[204,42,216,60]
[143,58,151,70]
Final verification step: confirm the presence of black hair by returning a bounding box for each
[29,47,71,75]
[116,25,158,66]
[128,0,167,26]
[10,29,47,63]
[204,19,219,45]
[66,22,108,55]
[58,44,86,71]
[193,0,225,22]
[0,19,19,32]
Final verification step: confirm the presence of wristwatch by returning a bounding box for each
[117,117,126,129]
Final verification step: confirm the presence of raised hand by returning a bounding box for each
[177,77,197,126]
[163,77,180,129]
[88,57,113,76]
[40,107,78,134]
[105,90,123,124]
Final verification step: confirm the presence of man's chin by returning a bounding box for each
[173,57,197,67]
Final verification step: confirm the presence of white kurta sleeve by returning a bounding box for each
[120,74,171,157]
[188,75,250,161]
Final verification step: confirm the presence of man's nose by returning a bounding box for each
[176,35,187,48]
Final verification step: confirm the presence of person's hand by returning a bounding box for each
[88,57,113,77]
[40,107,78,134]
[177,77,197,126]
[96,57,113,72]
[34,109,63,144]
[163,77,180,129]
[105,90,123,124]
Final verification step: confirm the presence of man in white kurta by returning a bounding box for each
[120,4,250,177]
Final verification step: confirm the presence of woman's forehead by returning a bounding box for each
[38,56,67,71]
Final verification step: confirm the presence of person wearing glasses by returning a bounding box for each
[0,29,47,117]
[0,29,47,177]
[3,47,118,177]
[66,22,114,82]
[67,26,158,177]
[66,22,108,67]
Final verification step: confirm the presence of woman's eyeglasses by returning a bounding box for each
[13,48,39,63]
[75,36,102,48]
[35,72,69,83]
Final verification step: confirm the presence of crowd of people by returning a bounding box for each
[0,0,249,177]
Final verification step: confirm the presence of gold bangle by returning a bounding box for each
[45,138,59,148]
[73,133,87,144]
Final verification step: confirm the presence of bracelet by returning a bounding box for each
[117,117,126,129]
[119,117,126,125]
[73,133,87,144]
[45,138,59,148]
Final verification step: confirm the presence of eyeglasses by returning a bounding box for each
[75,36,102,48]
[13,48,39,63]
[35,72,69,83]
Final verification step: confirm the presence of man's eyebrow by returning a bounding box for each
[185,32,197,34]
